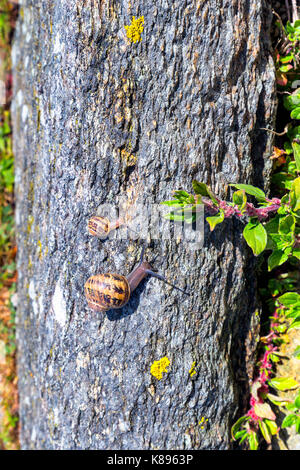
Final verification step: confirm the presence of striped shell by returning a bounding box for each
[84,273,130,312]
[88,216,110,237]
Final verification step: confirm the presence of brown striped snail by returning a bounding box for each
[84,247,189,312]
[88,216,124,238]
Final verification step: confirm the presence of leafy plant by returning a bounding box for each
[281,389,300,433]
[275,20,300,87]
[161,13,300,450]
[161,179,300,269]
[231,299,299,449]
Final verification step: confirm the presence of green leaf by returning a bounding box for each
[269,353,280,362]
[264,418,278,436]
[258,420,271,444]
[279,215,295,236]
[206,210,224,231]
[281,414,299,428]
[273,324,287,334]
[268,377,299,391]
[291,107,300,120]
[278,292,300,306]
[234,430,248,440]
[290,177,300,212]
[292,248,300,260]
[267,393,292,407]
[280,54,293,64]
[174,190,190,197]
[230,184,266,202]
[192,180,210,197]
[288,320,300,332]
[192,180,219,204]
[232,189,247,211]
[295,394,300,409]
[285,21,295,34]
[279,64,293,73]
[293,346,300,360]
[164,212,185,222]
[243,220,267,256]
[231,415,249,440]
[286,402,299,412]
[285,306,300,318]
[292,142,300,172]
[265,216,279,235]
[174,190,192,202]
[248,431,259,450]
[284,89,300,110]
[268,250,288,271]
[160,200,184,207]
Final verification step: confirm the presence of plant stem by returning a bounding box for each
[291,0,299,23]
[286,0,291,23]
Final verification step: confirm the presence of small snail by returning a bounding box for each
[88,216,124,238]
[84,247,189,312]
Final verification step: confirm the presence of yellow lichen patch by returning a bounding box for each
[189,361,197,377]
[150,356,170,380]
[37,240,43,260]
[198,416,209,430]
[125,16,144,43]
[27,215,34,235]
[121,148,137,167]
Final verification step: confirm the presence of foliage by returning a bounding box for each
[231,285,300,449]
[281,389,300,433]
[275,19,300,87]
[160,14,300,450]
[161,82,300,271]
[162,177,299,269]
[0,0,18,450]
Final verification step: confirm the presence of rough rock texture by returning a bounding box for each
[12,0,277,449]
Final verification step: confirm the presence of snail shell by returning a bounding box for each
[84,273,130,312]
[88,216,110,237]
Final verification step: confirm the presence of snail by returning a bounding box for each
[88,216,124,238]
[84,247,190,312]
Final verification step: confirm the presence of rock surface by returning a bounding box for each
[12,0,276,449]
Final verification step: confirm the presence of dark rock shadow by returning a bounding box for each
[204,215,261,422]
[106,277,150,322]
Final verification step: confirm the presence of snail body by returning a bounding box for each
[84,248,189,312]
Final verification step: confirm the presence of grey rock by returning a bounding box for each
[12,0,276,449]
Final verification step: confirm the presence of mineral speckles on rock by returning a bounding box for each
[51,280,67,327]
[28,280,39,317]
[76,351,90,372]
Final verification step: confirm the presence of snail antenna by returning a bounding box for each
[145,270,190,296]
[138,244,146,265]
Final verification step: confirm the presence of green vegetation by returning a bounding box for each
[0,0,18,450]
[161,13,300,450]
